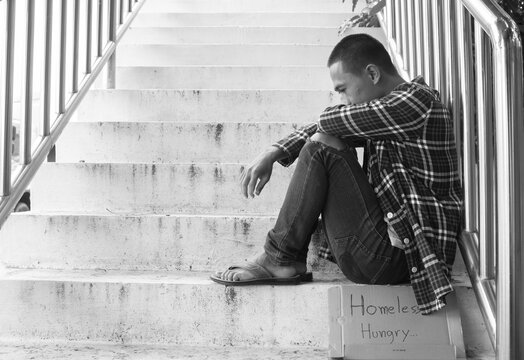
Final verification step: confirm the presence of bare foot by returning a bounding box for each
[215,252,307,282]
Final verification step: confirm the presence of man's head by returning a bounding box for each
[327,34,399,105]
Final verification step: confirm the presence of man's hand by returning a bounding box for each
[240,146,285,198]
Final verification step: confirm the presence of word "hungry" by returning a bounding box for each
[361,323,411,344]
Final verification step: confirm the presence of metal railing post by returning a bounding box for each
[21,0,35,166]
[0,0,15,197]
[86,0,93,75]
[413,0,424,77]
[42,0,53,137]
[456,3,478,233]
[107,0,117,89]
[73,0,81,93]
[421,0,435,86]
[475,26,495,280]
[59,0,68,114]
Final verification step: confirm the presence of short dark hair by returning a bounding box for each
[327,33,397,75]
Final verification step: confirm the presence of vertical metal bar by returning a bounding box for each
[442,0,454,107]
[128,0,133,13]
[119,0,124,24]
[21,0,36,165]
[413,0,423,76]
[433,0,447,101]
[97,0,104,57]
[110,0,118,40]
[394,0,402,56]
[42,0,53,137]
[406,0,416,78]
[86,0,93,74]
[475,25,494,280]
[456,2,477,233]
[0,0,15,196]
[385,0,394,43]
[400,0,409,71]
[59,0,68,114]
[443,0,462,182]
[422,0,435,86]
[431,1,442,91]
[73,0,81,93]
[107,0,117,89]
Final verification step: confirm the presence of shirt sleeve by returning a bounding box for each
[272,123,318,167]
[317,83,433,141]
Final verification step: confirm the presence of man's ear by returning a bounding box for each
[365,64,381,84]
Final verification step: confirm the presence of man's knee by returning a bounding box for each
[310,133,347,151]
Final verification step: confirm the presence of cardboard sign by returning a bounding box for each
[328,285,465,359]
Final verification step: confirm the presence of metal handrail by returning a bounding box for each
[376,0,524,358]
[0,0,145,229]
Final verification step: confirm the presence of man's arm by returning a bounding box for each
[240,122,317,198]
[317,84,433,141]
[240,145,287,198]
[272,122,318,166]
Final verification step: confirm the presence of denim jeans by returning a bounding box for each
[264,140,409,285]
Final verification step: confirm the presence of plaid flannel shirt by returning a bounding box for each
[273,77,463,314]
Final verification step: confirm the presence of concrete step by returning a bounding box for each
[74,89,337,123]
[0,341,327,360]
[0,213,273,272]
[114,66,332,90]
[0,269,342,347]
[115,44,332,66]
[122,26,344,46]
[0,212,341,273]
[140,0,364,13]
[30,163,293,214]
[56,122,300,163]
[131,12,352,27]
[0,268,491,358]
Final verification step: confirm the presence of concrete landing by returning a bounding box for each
[0,341,496,360]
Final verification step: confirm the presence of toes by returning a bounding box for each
[213,268,249,282]
[227,271,237,281]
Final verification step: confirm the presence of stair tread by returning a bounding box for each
[0,341,326,360]
[0,267,471,287]
[0,268,346,284]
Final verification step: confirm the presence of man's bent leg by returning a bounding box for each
[318,143,408,284]
[265,139,408,284]
[264,141,329,265]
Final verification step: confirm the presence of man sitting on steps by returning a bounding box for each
[210,33,462,315]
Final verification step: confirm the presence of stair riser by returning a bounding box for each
[75,90,338,123]
[57,122,299,163]
[123,27,343,45]
[132,13,352,27]
[115,66,333,90]
[0,278,328,347]
[116,45,332,66]
[140,0,363,13]
[0,214,339,273]
[31,163,293,214]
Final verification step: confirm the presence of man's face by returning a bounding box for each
[329,61,380,105]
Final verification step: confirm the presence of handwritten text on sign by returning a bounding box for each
[348,293,422,344]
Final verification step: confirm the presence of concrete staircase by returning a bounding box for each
[0,0,494,358]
